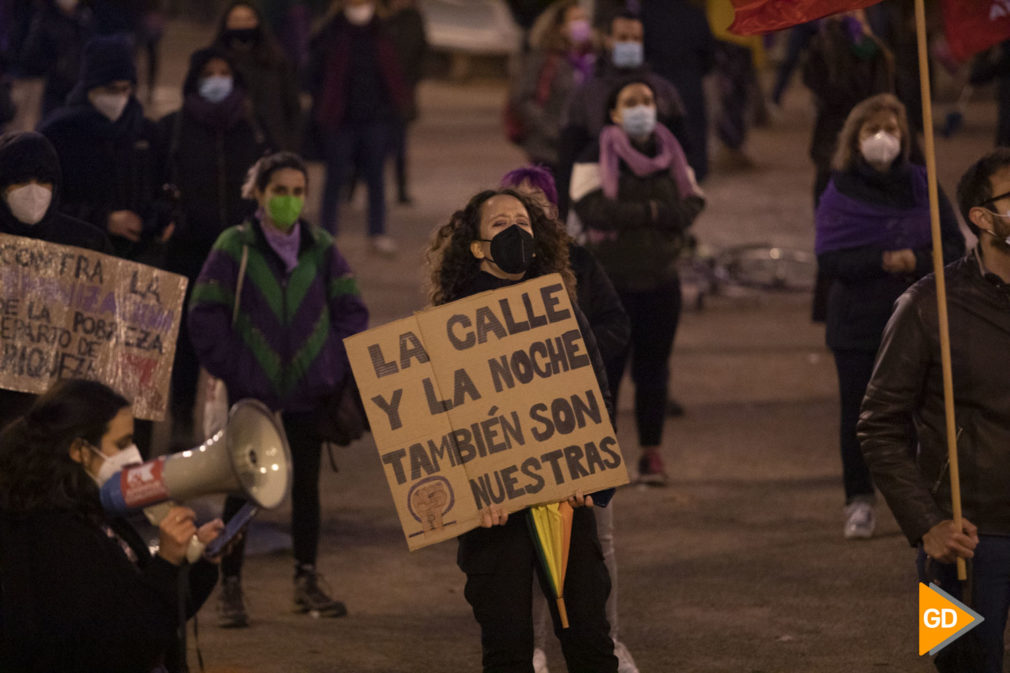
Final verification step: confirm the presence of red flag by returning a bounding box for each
[729,0,882,35]
[942,0,1010,62]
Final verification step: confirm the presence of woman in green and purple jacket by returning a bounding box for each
[188,151,368,628]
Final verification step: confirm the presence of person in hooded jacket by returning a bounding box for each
[0,130,111,431]
[159,46,268,449]
[38,35,173,265]
[212,1,302,153]
[18,0,94,120]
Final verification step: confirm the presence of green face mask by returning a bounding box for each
[267,195,304,230]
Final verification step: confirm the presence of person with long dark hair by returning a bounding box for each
[0,379,223,673]
[426,188,617,673]
[571,78,705,486]
[816,93,963,539]
[212,1,302,152]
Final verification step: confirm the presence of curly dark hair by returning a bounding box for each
[0,379,130,520]
[425,189,576,306]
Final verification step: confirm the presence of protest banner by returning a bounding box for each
[0,233,186,420]
[345,274,629,551]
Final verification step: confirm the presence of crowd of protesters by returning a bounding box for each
[1,1,1010,672]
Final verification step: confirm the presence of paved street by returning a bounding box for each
[132,19,1005,673]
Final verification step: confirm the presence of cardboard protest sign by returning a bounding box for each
[0,233,186,420]
[345,274,629,551]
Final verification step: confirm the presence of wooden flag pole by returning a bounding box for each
[914,0,966,581]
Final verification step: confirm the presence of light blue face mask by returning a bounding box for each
[198,75,234,104]
[612,41,644,69]
[620,104,656,138]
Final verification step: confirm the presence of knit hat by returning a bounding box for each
[68,36,137,102]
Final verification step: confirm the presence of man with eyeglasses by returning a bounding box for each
[858,147,1010,673]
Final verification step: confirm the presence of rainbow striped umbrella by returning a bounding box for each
[526,501,574,628]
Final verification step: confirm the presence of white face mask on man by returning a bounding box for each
[4,183,52,225]
[91,92,130,122]
[87,444,143,486]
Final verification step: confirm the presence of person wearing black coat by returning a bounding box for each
[159,46,268,449]
[39,35,172,265]
[815,94,963,540]
[213,1,302,153]
[0,379,223,673]
[18,0,94,119]
[0,130,112,431]
[383,0,427,204]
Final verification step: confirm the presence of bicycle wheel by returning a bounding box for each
[716,244,817,292]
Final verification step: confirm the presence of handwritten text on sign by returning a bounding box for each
[0,233,186,420]
[345,274,629,550]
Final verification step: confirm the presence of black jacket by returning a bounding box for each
[859,250,1010,544]
[39,97,168,262]
[802,20,893,168]
[572,138,704,292]
[817,161,964,352]
[18,3,93,118]
[0,509,218,673]
[570,244,629,373]
[159,47,268,281]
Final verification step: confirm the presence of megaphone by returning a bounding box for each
[100,399,292,516]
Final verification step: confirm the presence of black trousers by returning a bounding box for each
[221,410,323,578]
[457,508,616,673]
[831,349,876,502]
[614,280,682,447]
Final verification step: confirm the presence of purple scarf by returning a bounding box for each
[260,213,301,275]
[815,168,932,255]
[599,122,700,201]
[567,51,595,86]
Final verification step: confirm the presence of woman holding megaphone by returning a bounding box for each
[0,379,225,673]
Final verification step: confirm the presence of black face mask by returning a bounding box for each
[482,225,535,274]
[223,28,259,46]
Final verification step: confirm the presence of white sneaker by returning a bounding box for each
[532,647,549,673]
[614,639,639,673]
[369,234,398,256]
[843,499,875,539]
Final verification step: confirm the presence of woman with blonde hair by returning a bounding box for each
[815,93,963,539]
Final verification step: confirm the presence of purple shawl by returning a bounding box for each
[599,122,700,202]
[815,167,933,255]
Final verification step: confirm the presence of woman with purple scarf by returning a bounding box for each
[514,1,596,174]
[571,78,705,485]
[815,93,963,540]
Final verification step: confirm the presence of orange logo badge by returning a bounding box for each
[919,582,984,656]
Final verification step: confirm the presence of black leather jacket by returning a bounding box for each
[858,249,1010,544]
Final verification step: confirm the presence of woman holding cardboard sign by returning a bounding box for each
[426,188,618,673]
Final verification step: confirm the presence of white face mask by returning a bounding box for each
[5,183,52,225]
[88,444,143,487]
[346,3,375,25]
[56,0,79,11]
[91,92,130,122]
[860,131,901,166]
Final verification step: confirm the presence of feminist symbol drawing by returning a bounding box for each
[407,476,455,532]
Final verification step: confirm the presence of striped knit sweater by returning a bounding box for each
[188,218,368,413]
